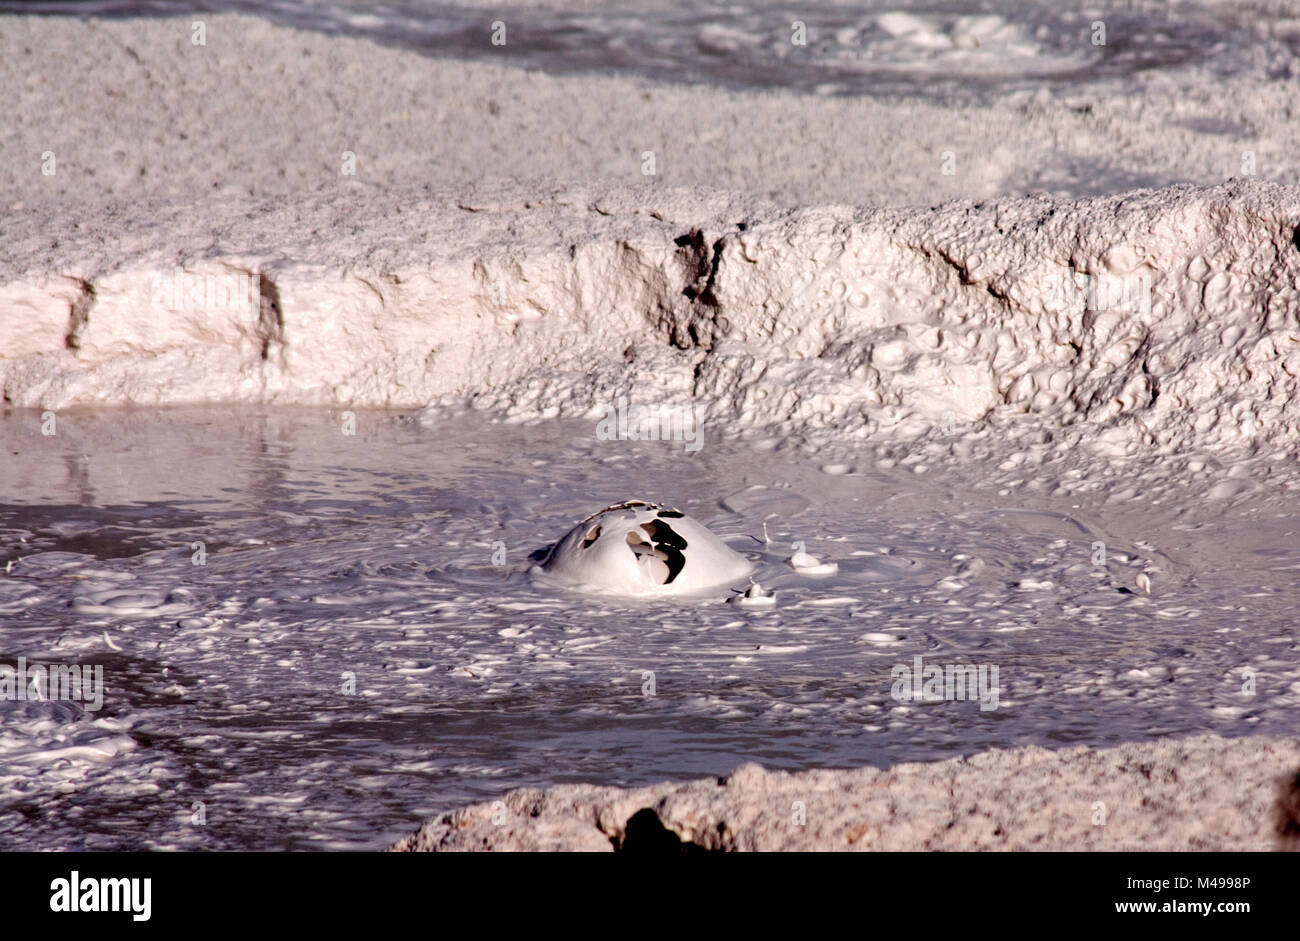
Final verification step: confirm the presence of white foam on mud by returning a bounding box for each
[4,10,1300,850]
[5,409,1297,850]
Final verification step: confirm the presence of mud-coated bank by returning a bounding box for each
[392,733,1300,851]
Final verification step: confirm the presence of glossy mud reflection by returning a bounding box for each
[0,407,1296,850]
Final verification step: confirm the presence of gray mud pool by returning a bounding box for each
[1,408,1296,850]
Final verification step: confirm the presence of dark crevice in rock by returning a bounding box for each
[258,272,284,361]
[64,279,95,352]
[1141,356,1161,406]
[612,808,712,853]
[685,236,725,309]
[916,240,1015,309]
[1277,769,1300,850]
[668,229,729,352]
